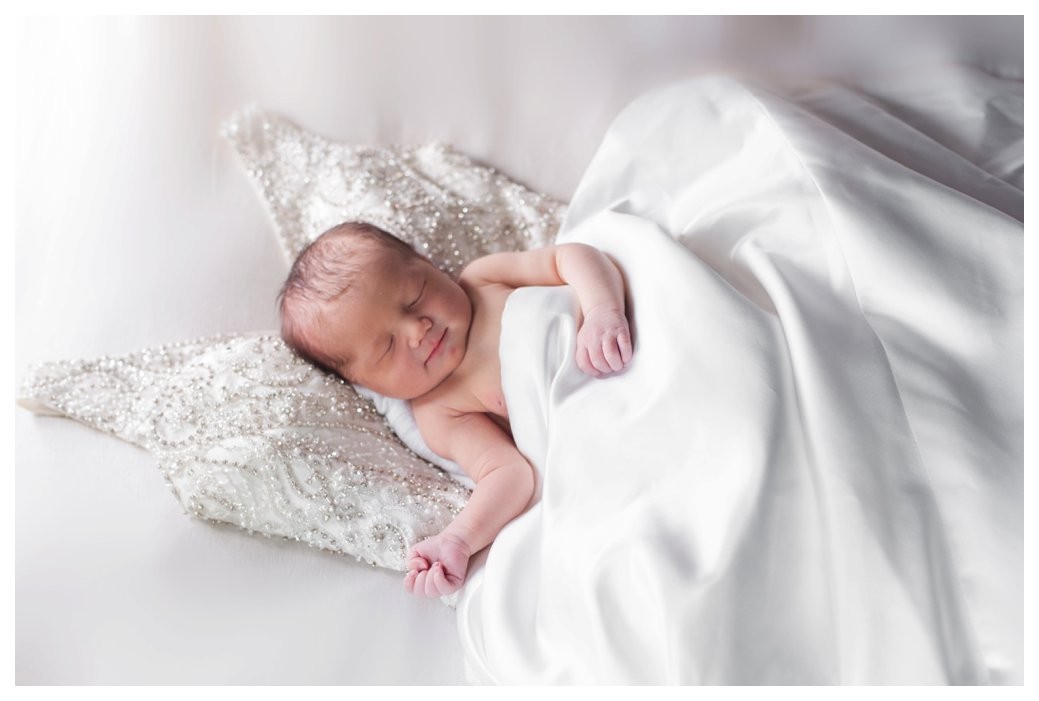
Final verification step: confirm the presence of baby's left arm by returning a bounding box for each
[462,243,633,376]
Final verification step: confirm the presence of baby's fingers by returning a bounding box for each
[426,562,451,597]
[576,346,602,377]
[407,550,430,573]
[404,569,418,594]
[595,328,635,374]
[588,342,613,374]
[605,330,633,371]
[602,336,625,372]
[618,329,633,364]
[411,569,430,597]
[430,562,463,597]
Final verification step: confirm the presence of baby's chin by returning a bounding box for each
[364,375,449,401]
[359,340,466,400]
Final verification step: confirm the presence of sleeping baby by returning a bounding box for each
[278,221,633,597]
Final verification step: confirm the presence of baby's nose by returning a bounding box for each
[408,317,433,349]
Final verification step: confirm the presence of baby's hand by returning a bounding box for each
[404,532,471,598]
[576,304,633,377]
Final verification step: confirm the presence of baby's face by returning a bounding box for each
[316,250,472,400]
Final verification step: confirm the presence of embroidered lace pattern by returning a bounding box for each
[19,334,473,570]
[221,104,566,272]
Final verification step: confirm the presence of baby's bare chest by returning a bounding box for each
[465,284,512,416]
[437,282,513,421]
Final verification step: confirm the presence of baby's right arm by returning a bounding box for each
[404,406,536,598]
[463,243,633,376]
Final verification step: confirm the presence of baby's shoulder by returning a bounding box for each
[410,384,478,428]
[459,261,526,314]
[410,396,501,460]
[458,257,503,288]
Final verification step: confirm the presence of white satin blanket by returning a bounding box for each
[455,74,1022,684]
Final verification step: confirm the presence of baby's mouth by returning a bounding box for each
[425,329,447,365]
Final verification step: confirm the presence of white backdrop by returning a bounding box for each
[15,16,1022,684]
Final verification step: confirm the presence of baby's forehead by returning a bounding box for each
[373,248,435,285]
[315,258,407,325]
[349,237,420,270]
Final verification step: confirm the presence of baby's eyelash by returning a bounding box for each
[408,281,426,309]
[378,336,393,362]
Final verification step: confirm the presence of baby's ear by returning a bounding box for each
[341,353,368,385]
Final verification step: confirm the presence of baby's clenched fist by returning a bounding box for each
[576,305,633,376]
[404,532,471,598]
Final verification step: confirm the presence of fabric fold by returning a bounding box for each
[456,73,1021,684]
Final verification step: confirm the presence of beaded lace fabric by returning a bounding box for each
[222,104,566,269]
[18,106,566,571]
[19,335,470,570]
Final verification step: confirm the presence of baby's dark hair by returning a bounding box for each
[277,221,417,376]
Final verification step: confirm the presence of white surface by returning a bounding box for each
[15,16,1022,685]
[458,74,1022,683]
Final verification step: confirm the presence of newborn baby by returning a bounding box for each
[278,221,633,597]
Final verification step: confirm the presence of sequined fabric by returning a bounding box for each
[221,104,566,272]
[19,334,472,571]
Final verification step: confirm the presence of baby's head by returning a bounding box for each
[278,221,472,400]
